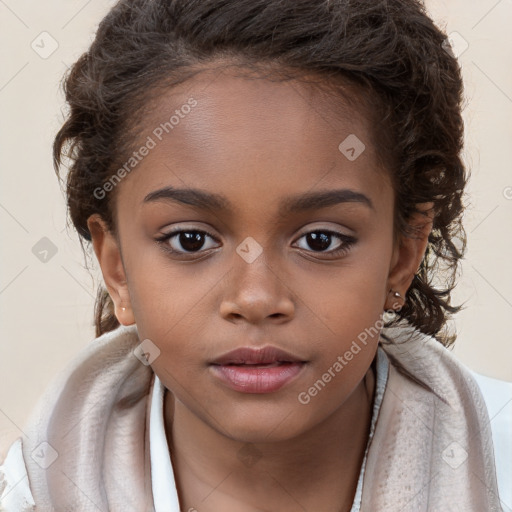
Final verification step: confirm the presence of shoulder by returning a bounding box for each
[468,369,512,425]
[0,438,35,511]
[467,369,512,509]
[387,324,512,508]
[468,369,512,415]
[379,324,508,508]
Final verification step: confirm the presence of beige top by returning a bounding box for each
[0,319,506,511]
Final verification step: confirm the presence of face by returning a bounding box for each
[88,66,429,443]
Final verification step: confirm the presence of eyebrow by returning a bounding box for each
[143,186,374,214]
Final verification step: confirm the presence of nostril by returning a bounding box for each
[227,312,244,321]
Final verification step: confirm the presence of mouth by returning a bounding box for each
[209,346,307,393]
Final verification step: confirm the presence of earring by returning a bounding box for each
[389,289,404,302]
[383,289,405,323]
[121,306,126,312]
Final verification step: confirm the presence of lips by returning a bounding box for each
[210,346,305,366]
[209,346,307,393]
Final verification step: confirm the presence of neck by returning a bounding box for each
[164,363,376,512]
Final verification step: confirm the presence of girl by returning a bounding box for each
[1,0,508,510]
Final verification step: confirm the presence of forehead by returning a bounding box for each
[115,67,392,216]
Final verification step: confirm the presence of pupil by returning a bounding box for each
[307,232,330,251]
[180,232,204,251]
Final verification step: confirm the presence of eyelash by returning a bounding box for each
[155,228,356,259]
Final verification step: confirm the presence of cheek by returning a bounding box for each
[290,257,389,340]
[126,252,225,333]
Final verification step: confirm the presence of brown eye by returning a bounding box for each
[304,232,332,252]
[294,230,356,257]
[156,229,220,254]
[176,232,207,252]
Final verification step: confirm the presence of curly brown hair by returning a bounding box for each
[53,0,468,346]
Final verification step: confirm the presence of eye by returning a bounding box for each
[155,228,220,254]
[293,230,356,257]
[155,227,356,259]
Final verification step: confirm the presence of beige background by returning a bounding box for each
[1,0,511,455]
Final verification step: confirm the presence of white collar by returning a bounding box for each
[149,373,181,512]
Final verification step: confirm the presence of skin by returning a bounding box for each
[87,66,433,512]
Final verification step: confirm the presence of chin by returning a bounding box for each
[214,406,314,444]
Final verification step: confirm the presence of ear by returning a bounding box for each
[87,213,135,326]
[384,202,434,310]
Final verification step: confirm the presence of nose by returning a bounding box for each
[219,252,295,325]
